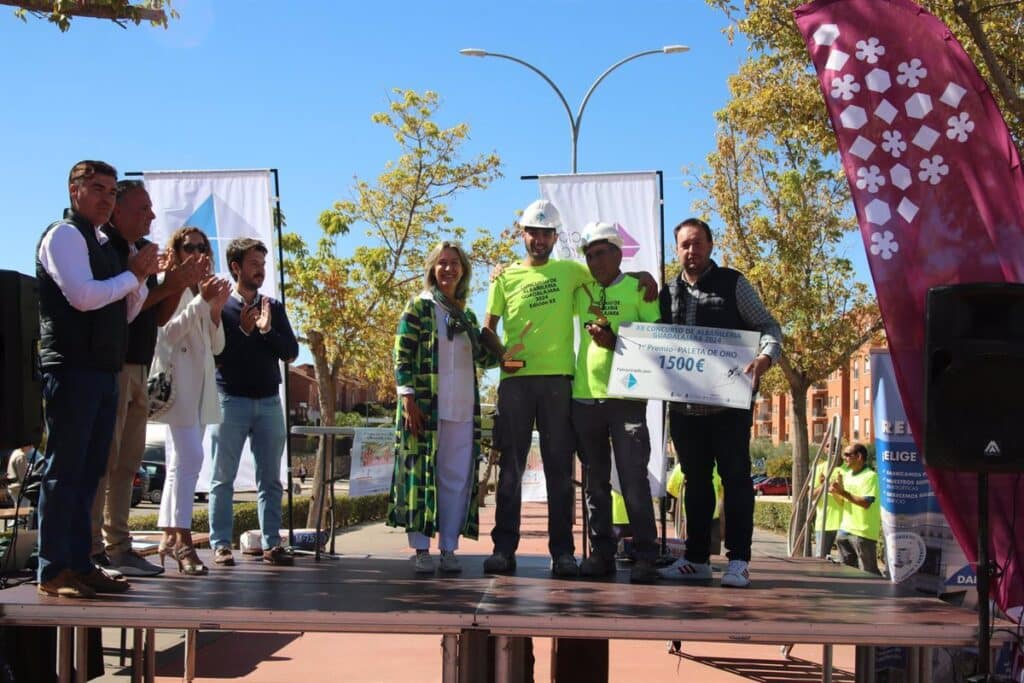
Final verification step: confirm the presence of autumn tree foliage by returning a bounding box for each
[706,0,1023,150]
[282,89,509,526]
[7,0,175,30]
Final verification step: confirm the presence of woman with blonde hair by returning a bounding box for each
[150,226,231,575]
[387,241,498,574]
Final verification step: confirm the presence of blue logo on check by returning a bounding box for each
[623,373,638,389]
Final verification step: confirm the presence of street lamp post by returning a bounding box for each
[459,45,689,173]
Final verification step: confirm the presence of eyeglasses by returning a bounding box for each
[181,243,209,254]
[842,451,858,458]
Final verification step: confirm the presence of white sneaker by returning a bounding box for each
[413,552,434,574]
[721,559,750,588]
[439,551,462,574]
[658,558,712,581]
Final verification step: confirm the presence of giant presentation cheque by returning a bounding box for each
[607,322,760,409]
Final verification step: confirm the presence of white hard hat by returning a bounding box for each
[579,221,624,254]
[520,199,561,230]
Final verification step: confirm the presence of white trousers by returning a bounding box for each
[409,419,474,552]
[158,423,206,529]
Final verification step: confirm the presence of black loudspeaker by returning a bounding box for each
[924,283,1024,472]
[0,270,42,450]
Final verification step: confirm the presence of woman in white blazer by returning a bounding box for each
[150,227,231,575]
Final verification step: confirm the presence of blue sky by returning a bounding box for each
[0,0,869,363]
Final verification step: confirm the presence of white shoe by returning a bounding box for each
[721,559,750,588]
[658,558,712,581]
[413,552,434,574]
[439,551,462,574]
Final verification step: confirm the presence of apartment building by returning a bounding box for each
[755,337,888,447]
[287,363,381,424]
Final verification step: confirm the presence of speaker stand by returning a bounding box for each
[974,472,994,681]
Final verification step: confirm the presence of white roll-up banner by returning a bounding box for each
[143,169,286,493]
[538,171,666,495]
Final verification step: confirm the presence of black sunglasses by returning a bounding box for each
[181,243,209,254]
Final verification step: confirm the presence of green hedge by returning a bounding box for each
[127,493,390,545]
[753,500,792,534]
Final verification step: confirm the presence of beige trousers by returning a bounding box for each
[91,363,149,555]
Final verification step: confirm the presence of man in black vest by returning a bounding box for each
[657,218,782,589]
[35,161,159,598]
[90,180,203,577]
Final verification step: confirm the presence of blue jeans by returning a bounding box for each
[208,394,286,551]
[37,368,118,581]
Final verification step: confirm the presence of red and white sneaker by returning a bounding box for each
[721,559,750,588]
[658,558,712,581]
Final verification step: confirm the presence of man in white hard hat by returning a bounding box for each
[480,200,656,577]
[571,222,662,584]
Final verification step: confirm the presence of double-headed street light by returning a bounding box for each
[459,45,689,173]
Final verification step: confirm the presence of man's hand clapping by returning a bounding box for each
[128,243,160,281]
[240,296,272,334]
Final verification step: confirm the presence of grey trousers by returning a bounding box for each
[572,399,657,561]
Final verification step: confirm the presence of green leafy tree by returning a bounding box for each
[7,1,176,30]
[706,0,1023,149]
[282,89,511,527]
[691,120,881,555]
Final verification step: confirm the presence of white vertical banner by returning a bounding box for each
[537,171,666,495]
[142,169,286,493]
[143,169,278,298]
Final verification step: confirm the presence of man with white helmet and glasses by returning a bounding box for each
[571,222,662,584]
[481,200,657,577]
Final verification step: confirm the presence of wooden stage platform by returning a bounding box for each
[0,550,1003,682]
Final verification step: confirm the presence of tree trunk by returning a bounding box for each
[306,330,337,530]
[789,379,812,557]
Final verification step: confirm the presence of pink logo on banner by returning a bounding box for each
[794,0,1024,615]
[615,222,641,259]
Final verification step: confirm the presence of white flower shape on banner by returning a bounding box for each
[881,130,907,158]
[946,112,975,142]
[856,165,886,193]
[855,37,885,63]
[830,74,861,101]
[918,155,949,185]
[896,58,928,87]
[870,230,900,260]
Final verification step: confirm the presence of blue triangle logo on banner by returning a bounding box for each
[185,194,220,270]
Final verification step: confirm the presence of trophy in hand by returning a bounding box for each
[581,284,610,328]
[502,320,533,371]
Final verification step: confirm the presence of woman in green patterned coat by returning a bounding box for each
[387,241,497,574]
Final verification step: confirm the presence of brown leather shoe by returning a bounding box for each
[37,569,96,599]
[78,567,131,594]
[214,547,235,566]
[262,546,294,566]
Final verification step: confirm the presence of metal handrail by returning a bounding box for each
[787,414,843,557]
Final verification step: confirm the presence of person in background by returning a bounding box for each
[813,453,846,559]
[387,241,498,574]
[208,238,299,567]
[151,226,230,575]
[831,443,882,575]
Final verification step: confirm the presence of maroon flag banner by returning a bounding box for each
[794,0,1024,616]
